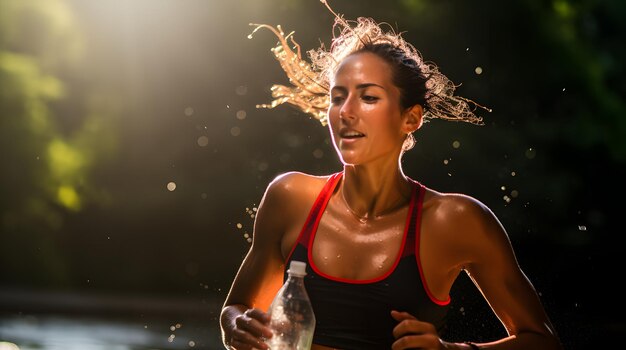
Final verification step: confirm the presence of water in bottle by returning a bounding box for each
[267,260,315,350]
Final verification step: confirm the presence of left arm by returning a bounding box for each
[392,194,562,350]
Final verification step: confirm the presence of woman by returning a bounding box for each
[220,6,562,350]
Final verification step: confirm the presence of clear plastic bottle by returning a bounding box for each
[267,260,316,350]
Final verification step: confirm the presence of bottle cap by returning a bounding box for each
[288,260,307,277]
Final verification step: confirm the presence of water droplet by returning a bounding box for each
[184,107,194,116]
[501,186,506,191]
[236,110,247,120]
[578,225,587,231]
[312,149,324,159]
[230,126,241,136]
[236,223,242,229]
[510,190,519,198]
[336,254,341,258]
[167,182,177,191]
[474,66,483,75]
[197,136,209,147]
[452,140,461,149]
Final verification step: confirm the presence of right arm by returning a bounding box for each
[220,172,306,350]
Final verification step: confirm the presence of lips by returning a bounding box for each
[339,128,365,139]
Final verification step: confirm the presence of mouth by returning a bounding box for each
[339,129,365,140]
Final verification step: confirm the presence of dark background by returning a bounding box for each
[1,0,624,348]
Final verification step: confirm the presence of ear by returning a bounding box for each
[401,104,423,133]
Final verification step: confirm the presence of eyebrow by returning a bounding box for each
[331,83,386,93]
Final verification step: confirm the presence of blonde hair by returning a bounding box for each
[249,2,489,126]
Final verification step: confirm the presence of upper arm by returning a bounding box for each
[222,172,305,311]
[445,195,559,340]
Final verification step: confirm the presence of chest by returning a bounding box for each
[309,200,410,281]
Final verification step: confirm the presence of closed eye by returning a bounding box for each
[362,95,379,103]
[331,95,345,104]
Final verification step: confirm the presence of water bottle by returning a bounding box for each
[267,260,316,350]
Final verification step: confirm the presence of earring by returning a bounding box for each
[402,133,415,151]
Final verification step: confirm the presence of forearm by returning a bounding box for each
[220,304,249,348]
[444,331,562,350]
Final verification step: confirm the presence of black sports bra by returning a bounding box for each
[284,172,450,349]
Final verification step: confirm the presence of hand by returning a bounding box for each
[229,308,273,350]
[391,310,443,350]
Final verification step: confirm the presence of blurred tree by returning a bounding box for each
[0,0,119,288]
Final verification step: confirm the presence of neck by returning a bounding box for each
[341,160,413,221]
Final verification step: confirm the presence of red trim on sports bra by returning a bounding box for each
[307,174,418,285]
[284,172,343,264]
[414,183,451,306]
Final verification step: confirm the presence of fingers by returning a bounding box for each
[392,310,429,339]
[230,309,273,349]
[391,333,442,350]
[230,329,269,350]
[391,310,440,350]
[391,310,417,322]
[246,308,271,324]
[238,309,272,337]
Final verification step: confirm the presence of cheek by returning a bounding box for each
[327,107,341,131]
[366,103,400,129]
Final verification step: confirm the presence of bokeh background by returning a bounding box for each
[1,0,624,349]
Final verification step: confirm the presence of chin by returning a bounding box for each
[335,148,366,166]
[339,155,361,166]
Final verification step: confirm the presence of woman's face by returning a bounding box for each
[328,52,407,166]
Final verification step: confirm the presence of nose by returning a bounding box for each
[339,94,356,121]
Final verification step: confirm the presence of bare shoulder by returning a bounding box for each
[421,188,513,269]
[425,189,493,218]
[265,171,333,201]
[259,171,336,224]
[422,188,505,241]
[268,171,331,191]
